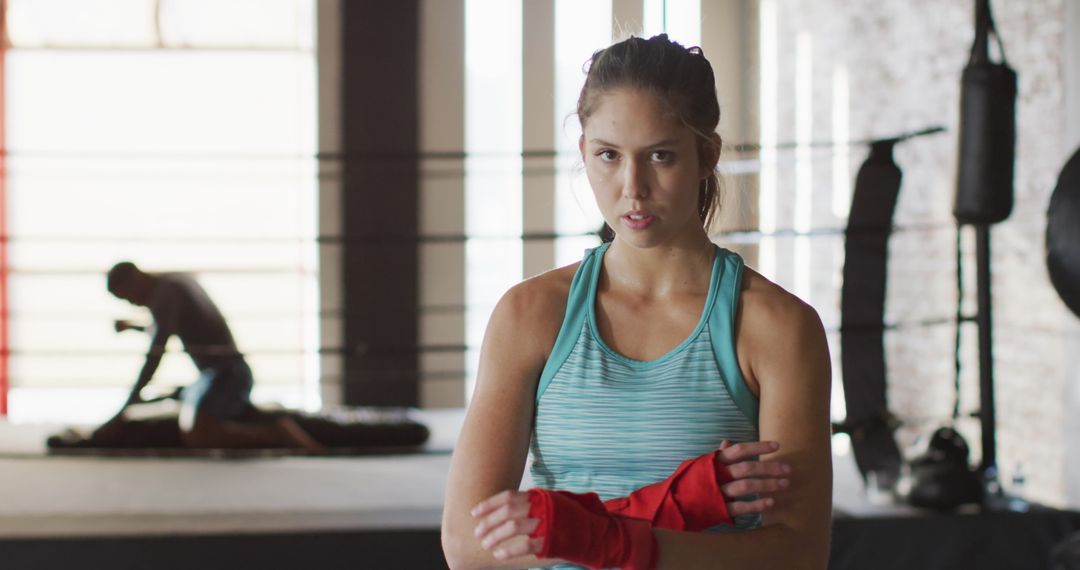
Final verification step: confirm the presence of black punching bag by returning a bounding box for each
[1047,147,1080,318]
[954,0,1017,225]
[840,140,904,489]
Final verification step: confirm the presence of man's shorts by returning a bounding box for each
[181,357,254,421]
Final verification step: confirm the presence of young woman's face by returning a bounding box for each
[580,87,710,249]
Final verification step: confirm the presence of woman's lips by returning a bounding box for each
[622,213,655,230]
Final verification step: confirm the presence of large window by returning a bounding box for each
[463,0,523,401]
[553,0,610,266]
[552,0,699,267]
[5,0,319,423]
[459,0,726,399]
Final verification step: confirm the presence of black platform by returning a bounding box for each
[4,507,1079,570]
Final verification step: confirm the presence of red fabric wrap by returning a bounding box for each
[527,489,657,570]
[603,451,735,531]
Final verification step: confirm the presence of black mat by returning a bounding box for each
[45,408,441,458]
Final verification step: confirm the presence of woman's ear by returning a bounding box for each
[579,134,586,157]
[700,132,722,178]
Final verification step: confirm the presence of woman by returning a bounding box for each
[443,34,832,570]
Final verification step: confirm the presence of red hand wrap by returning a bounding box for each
[603,451,735,531]
[527,488,657,570]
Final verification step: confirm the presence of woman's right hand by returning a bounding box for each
[716,440,791,517]
[471,490,543,561]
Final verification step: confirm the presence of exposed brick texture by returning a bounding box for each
[767,0,1072,506]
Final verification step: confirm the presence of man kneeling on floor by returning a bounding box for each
[97,261,321,450]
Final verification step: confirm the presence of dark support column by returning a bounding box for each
[339,2,420,406]
[976,224,997,472]
[0,0,9,417]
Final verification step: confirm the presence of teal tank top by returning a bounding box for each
[528,243,761,569]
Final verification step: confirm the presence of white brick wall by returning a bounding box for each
[770,0,1075,506]
[396,0,1080,502]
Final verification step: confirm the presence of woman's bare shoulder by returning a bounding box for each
[493,262,580,356]
[503,262,577,311]
[737,266,828,383]
[739,266,821,331]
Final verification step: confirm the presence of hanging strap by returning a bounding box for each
[969,0,1009,65]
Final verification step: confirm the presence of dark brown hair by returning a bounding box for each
[579,34,722,234]
[107,261,139,296]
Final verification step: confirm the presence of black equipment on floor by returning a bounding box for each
[906,427,982,511]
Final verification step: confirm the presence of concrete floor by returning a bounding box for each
[0,409,464,538]
[0,408,887,540]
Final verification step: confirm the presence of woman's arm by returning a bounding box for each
[470,275,832,569]
[653,277,834,569]
[441,274,571,570]
[471,442,791,567]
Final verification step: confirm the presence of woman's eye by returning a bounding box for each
[651,150,673,162]
[598,150,619,162]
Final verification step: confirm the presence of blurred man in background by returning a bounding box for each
[100,261,320,450]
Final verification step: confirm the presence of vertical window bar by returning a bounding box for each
[794,32,812,301]
[758,0,778,280]
[0,0,9,417]
[464,0,522,401]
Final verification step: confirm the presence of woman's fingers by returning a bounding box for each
[716,441,781,463]
[471,490,542,561]
[726,459,792,480]
[727,496,777,517]
[716,441,792,482]
[490,536,545,560]
[719,447,792,515]
[471,489,520,518]
[473,496,532,538]
[473,487,540,557]
[722,476,790,497]
[479,516,541,551]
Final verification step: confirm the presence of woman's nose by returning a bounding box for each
[621,160,649,200]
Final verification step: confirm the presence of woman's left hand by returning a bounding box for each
[471,490,544,561]
[714,439,791,517]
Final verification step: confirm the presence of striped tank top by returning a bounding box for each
[528,243,761,569]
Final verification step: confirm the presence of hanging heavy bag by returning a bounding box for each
[1046,147,1080,318]
[954,0,1017,225]
[839,140,904,490]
